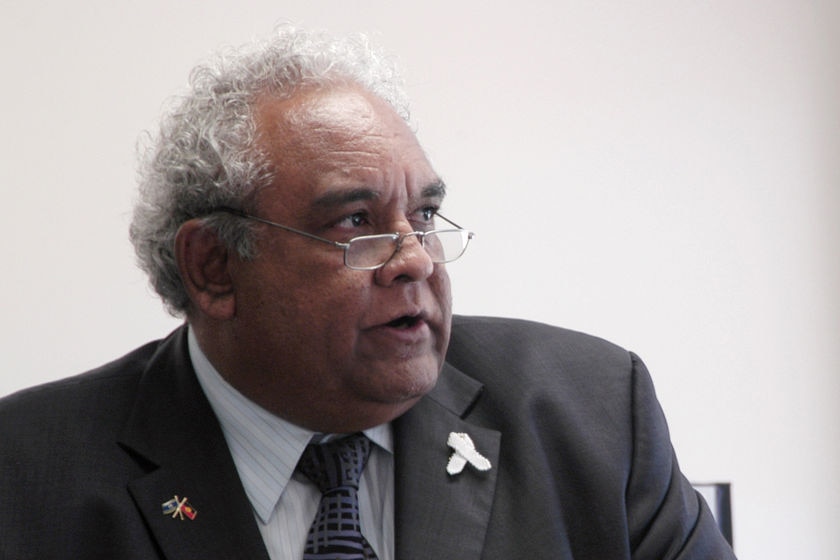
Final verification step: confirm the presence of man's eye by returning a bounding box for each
[408,206,440,232]
[337,212,369,229]
[420,206,438,222]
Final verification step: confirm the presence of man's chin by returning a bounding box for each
[370,361,441,405]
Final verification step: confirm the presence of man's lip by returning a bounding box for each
[366,316,431,347]
[384,314,423,329]
[366,308,433,332]
[358,308,439,353]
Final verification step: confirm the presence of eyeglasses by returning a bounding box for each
[211,206,474,270]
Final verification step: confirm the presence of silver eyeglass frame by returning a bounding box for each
[209,206,474,270]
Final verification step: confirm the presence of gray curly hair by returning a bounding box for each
[129,26,410,315]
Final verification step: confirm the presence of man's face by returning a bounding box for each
[223,85,452,432]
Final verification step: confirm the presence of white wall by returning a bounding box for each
[2,2,838,558]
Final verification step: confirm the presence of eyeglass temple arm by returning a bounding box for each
[435,212,467,230]
[208,206,349,248]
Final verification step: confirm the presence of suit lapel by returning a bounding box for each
[394,362,501,559]
[118,327,270,560]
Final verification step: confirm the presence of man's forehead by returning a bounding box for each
[254,84,395,140]
[252,84,441,211]
[256,85,429,163]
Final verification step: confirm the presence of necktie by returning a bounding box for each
[297,433,379,560]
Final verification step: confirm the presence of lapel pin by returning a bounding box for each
[446,432,491,475]
[162,495,198,520]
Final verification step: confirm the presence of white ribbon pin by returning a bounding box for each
[446,432,491,475]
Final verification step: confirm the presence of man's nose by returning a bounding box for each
[374,231,434,285]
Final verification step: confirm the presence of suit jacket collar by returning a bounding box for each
[118,326,271,560]
[393,362,501,560]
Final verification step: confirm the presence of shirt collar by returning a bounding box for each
[187,326,392,523]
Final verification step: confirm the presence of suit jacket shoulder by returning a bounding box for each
[447,314,633,393]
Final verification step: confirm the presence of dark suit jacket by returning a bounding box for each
[0,316,735,559]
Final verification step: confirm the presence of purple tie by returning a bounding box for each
[297,433,379,560]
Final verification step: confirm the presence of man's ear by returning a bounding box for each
[175,219,236,320]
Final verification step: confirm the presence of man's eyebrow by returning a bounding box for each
[421,180,447,200]
[312,188,380,209]
[311,180,447,209]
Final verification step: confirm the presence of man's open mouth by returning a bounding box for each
[387,315,421,329]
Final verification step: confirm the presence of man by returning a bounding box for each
[0,27,735,559]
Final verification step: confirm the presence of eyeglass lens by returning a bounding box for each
[345,230,470,269]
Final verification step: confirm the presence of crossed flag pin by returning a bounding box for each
[446,432,492,476]
[161,495,197,521]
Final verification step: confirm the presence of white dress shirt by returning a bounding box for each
[188,328,394,560]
